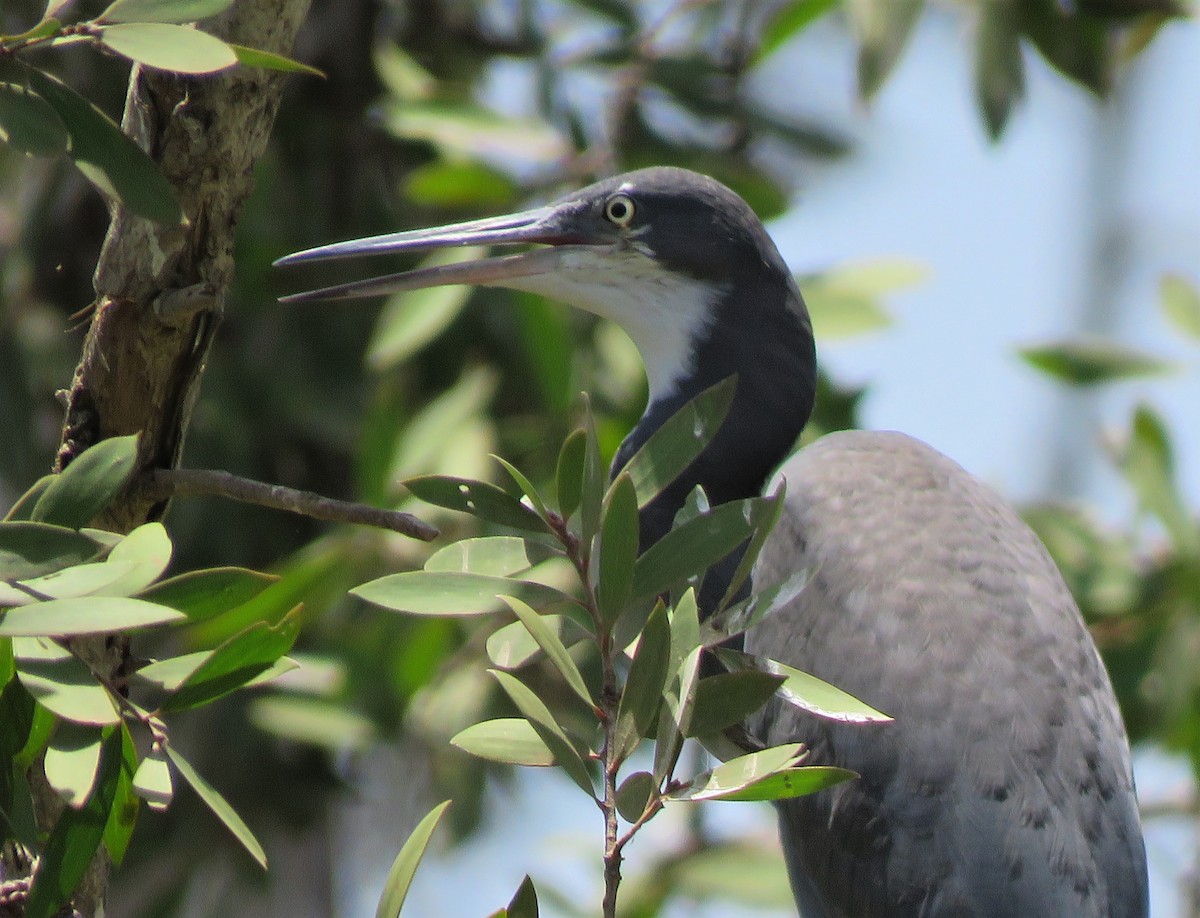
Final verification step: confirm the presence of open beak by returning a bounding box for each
[274,203,607,304]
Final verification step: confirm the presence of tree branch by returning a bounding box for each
[145,469,438,541]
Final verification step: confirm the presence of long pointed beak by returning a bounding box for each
[274,204,605,304]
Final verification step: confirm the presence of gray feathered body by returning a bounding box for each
[745,430,1148,918]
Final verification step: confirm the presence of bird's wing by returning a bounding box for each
[744,430,1147,918]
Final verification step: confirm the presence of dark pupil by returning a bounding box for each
[610,200,628,221]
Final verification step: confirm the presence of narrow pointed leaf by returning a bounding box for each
[100,22,238,74]
[0,522,101,581]
[492,455,550,521]
[555,428,586,520]
[974,0,1025,140]
[375,801,451,918]
[501,596,593,706]
[166,746,266,868]
[614,602,671,761]
[98,0,234,22]
[451,718,555,767]
[24,730,122,918]
[620,377,736,508]
[655,645,702,781]
[13,66,182,224]
[847,0,924,99]
[717,482,786,612]
[580,398,604,554]
[702,570,811,646]
[597,473,638,626]
[668,743,805,802]
[102,724,140,866]
[132,745,173,810]
[0,82,69,157]
[490,669,594,795]
[506,875,539,918]
[1117,404,1199,555]
[716,648,891,723]
[487,615,577,669]
[353,571,583,623]
[30,434,140,529]
[136,567,277,621]
[403,475,547,532]
[3,475,54,521]
[687,670,785,738]
[682,765,855,802]
[754,0,840,64]
[229,43,326,76]
[425,536,557,577]
[1019,338,1173,386]
[45,724,104,808]
[0,596,185,637]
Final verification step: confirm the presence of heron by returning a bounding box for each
[276,167,1149,917]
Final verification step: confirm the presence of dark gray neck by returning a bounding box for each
[611,283,816,613]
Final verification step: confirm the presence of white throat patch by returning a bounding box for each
[496,248,722,403]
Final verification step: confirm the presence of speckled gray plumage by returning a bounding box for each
[745,430,1148,918]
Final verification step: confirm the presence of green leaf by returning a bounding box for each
[134,650,296,692]
[98,0,234,23]
[974,0,1025,140]
[374,801,451,918]
[506,875,539,918]
[486,614,581,669]
[1019,338,1173,386]
[161,613,300,712]
[404,475,547,532]
[597,473,638,627]
[3,474,54,521]
[681,764,855,802]
[45,723,104,808]
[30,434,140,529]
[620,377,736,508]
[580,399,604,555]
[0,596,186,636]
[555,428,587,521]
[687,670,786,738]
[229,44,325,76]
[93,521,172,596]
[0,82,69,157]
[25,730,122,918]
[490,669,594,795]
[631,497,773,602]
[847,0,924,99]
[354,570,582,622]
[0,522,101,581]
[500,596,593,707]
[403,161,516,209]
[136,566,278,621]
[425,536,557,577]
[102,724,140,865]
[492,455,552,522]
[614,603,671,762]
[247,696,375,751]
[100,22,238,73]
[668,743,805,802]
[367,249,481,370]
[1116,404,1199,555]
[754,0,840,64]
[16,654,120,725]
[616,770,656,823]
[702,570,811,646]
[132,744,173,810]
[451,718,555,767]
[12,65,183,224]
[166,746,267,868]
[655,644,702,782]
[716,648,892,724]
[1161,273,1200,341]
[716,481,786,612]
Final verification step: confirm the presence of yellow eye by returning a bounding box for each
[604,194,635,227]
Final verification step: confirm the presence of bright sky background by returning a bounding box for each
[343,9,1200,916]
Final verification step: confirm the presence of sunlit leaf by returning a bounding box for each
[1161,273,1200,341]
[0,82,69,157]
[13,66,182,224]
[45,723,104,808]
[500,596,593,707]
[0,522,101,581]
[100,22,238,73]
[30,435,140,529]
[486,614,580,669]
[655,644,702,781]
[597,473,638,627]
[380,101,567,165]
[354,570,582,621]
[136,566,278,622]
[620,377,736,508]
[1020,338,1173,386]
[616,770,656,823]
[404,475,547,532]
[98,0,234,23]
[229,44,324,76]
[668,743,805,802]
[132,744,173,810]
[451,718,555,767]
[614,603,670,761]
[0,596,186,637]
[247,696,375,751]
[716,648,892,723]
[375,801,451,918]
[25,730,121,918]
[681,764,855,802]
[16,654,120,725]
[425,536,557,577]
[166,746,267,868]
[490,669,594,795]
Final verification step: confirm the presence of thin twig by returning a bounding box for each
[145,468,438,541]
